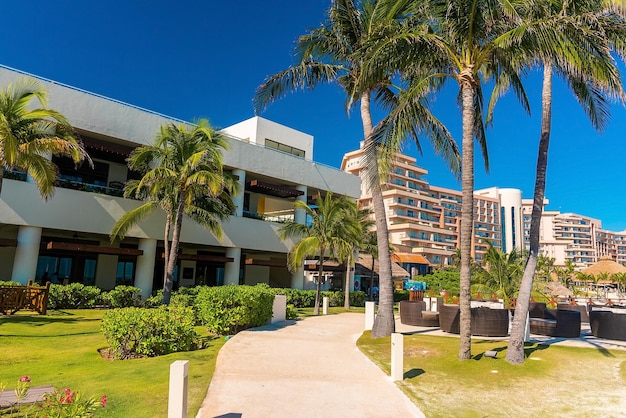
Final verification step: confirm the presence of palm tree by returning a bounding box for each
[360,230,379,300]
[336,206,374,309]
[110,120,236,304]
[372,0,543,359]
[507,0,626,364]
[473,242,524,306]
[0,77,89,198]
[254,0,460,338]
[278,192,353,315]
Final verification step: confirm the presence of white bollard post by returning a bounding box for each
[430,297,438,312]
[272,295,287,324]
[391,333,404,381]
[365,301,376,330]
[323,296,329,315]
[524,313,531,342]
[168,360,189,418]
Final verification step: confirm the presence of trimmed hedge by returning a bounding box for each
[195,284,274,335]
[101,306,199,359]
[48,283,105,309]
[271,288,367,308]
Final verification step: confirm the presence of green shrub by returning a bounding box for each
[286,304,298,320]
[48,283,104,309]
[101,306,200,359]
[271,288,317,308]
[394,290,410,302]
[0,280,19,286]
[103,286,144,308]
[195,284,274,335]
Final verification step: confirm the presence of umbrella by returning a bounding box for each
[546,282,573,297]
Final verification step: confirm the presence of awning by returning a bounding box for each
[46,242,143,256]
[392,253,431,265]
[0,238,17,247]
[161,253,234,263]
[245,258,286,267]
[246,180,304,198]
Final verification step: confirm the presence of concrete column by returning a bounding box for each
[224,247,241,286]
[391,333,404,381]
[365,301,376,330]
[11,226,42,284]
[294,185,308,224]
[232,169,245,217]
[135,239,157,299]
[271,295,287,324]
[291,267,304,289]
[323,296,329,315]
[168,360,189,418]
[524,313,531,342]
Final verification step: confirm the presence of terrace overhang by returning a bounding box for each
[246,180,304,199]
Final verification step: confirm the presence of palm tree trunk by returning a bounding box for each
[362,91,395,338]
[313,246,325,315]
[506,64,553,364]
[0,166,4,198]
[163,211,172,274]
[162,197,186,304]
[344,252,352,310]
[370,257,375,301]
[459,75,475,360]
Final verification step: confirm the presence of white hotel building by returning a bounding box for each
[0,66,360,297]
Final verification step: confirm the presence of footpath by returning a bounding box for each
[197,313,424,418]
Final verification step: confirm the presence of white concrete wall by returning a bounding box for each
[0,247,16,280]
[244,265,270,285]
[95,254,117,290]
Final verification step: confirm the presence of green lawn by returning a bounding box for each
[358,332,626,417]
[0,309,225,417]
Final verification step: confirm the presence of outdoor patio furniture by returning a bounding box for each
[471,307,509,337]
[589,309,626,341]
[437,299,509,336]
[399,300,439,327]
[0,281,50,315]
[529,302,547,318]
[529,309,581,338]
[557,303,589,323]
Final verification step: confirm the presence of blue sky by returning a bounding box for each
[2,0,626,231]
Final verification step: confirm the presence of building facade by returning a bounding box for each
[0,66,360,297]
[341,147,515,267]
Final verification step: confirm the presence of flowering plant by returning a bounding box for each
[15,376,31,402]
[38,388,106,418]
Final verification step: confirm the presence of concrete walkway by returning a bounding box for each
[197,313,424,418]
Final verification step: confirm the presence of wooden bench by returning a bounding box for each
[0,281,50,315]
[0,385,54,408]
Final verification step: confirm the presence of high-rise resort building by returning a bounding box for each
[0,65,360,297]
[341,146,524,267]
[342,145,626,272]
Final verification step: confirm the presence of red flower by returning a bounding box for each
[19,376,31,383]
[100,394,107,408]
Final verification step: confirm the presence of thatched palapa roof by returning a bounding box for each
[581,256,626,276]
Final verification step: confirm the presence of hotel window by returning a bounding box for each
[264,139,305,158]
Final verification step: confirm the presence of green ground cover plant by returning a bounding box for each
[357,332,626,417]
[0,309,225,417]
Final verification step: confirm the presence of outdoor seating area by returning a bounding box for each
[527,303,581,338]
[399,300,440,327]
[557,303,589,323]
[0,281,51,315]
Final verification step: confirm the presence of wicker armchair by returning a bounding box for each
[529,309,581,338]
[557,303,589,323]
[471,307,509,337]
[589,310,626,341]
[399,300,440,327]
[438,299,460,334]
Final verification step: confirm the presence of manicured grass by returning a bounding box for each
[0,309,226,417]
[358,332,626,417]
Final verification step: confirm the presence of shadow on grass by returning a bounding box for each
[0,315,97,326]
[404,368,425,379]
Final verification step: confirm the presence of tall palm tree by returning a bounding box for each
[278,192,353,315]
[110,120,236,304]
[0,77,89,198]
[254,0,460,338]
[360,229,379,300]
[371,0,540,359]
[507,0,626,364]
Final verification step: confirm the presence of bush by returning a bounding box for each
[48,283,104,309]
[394,290,410,302]
[101,306,200,359]
[103,286,144,308]
[195,284,274,335]
[286,304,298,320]
[271,288,317,308]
